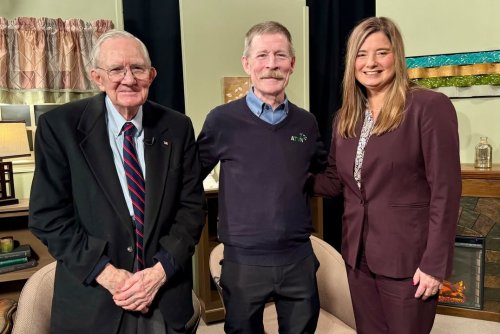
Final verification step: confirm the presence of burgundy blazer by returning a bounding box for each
[315,88,461,279]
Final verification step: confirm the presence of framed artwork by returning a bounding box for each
[406,50,500,98]
[223,77,251,103]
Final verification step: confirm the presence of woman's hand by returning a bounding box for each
[413,267,442,300]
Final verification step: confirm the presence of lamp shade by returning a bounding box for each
[0,121,31,159]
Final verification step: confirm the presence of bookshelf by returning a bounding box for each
[0,199,54,300]
[0,103,60,298]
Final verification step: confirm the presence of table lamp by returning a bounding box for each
[0,121,31,206]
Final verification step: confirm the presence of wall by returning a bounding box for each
[8,1,496,184]
[377,0,500,163]
[179,0,309,135]
[0,0,123,28]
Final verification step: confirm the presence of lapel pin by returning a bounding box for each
[163,140,169,146]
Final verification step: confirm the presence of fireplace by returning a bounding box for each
[438,164,500,323]
[439,236,485,310]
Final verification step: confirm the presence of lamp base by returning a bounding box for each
[0,198,19,206]
[0,161,18,206]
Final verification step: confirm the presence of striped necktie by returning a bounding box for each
[122,122,145,271]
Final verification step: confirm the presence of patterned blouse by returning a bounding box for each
[353,110,375,189]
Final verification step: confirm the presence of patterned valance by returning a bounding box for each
[0,17,113,104]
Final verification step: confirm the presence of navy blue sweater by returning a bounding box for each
[198,97,326,265]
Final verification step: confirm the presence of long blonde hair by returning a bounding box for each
[337,17,413,138]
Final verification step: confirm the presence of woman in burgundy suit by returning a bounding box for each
[314,17,461,334]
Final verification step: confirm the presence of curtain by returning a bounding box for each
[123,0,185,113]
[307,0,375,250]
[0,17,113,104]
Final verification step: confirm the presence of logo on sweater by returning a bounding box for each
[290,133,308,143]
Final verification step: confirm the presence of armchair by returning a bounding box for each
[209,235,357,333]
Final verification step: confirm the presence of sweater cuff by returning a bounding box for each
[153,249,178,279]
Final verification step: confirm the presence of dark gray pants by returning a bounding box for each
[119,307,195,334]
[220,254,320,334]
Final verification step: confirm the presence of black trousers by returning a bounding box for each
[220,254,320,334]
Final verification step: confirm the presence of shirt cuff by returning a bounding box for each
[84,256,110,285]
[154,249,178,279]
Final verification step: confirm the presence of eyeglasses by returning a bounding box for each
[96,65,151,82]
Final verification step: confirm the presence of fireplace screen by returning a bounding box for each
[438,236,485,309]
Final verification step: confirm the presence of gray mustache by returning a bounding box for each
[259,70,285,80]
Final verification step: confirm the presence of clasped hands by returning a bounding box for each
[96,262,167,313]
[413,267,442,301]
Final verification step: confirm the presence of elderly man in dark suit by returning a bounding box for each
[29,30,204,334]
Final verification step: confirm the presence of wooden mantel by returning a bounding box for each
[460,163,500,198]
[461,163,500,180]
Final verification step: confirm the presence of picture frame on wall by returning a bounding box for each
[406,50,500,98]
[222,77,251,104]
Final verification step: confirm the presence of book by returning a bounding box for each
[0,244,31,261]
[0,257,28,268]
[0,259,37,274]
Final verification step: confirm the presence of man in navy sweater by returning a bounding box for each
[197,21,326,333]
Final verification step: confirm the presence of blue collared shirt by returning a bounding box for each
[245,88,289,125]
[106,96,146,217]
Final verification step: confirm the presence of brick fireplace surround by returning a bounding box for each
[437,164,500,322]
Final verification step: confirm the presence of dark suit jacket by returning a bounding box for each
[315,88,461,279]
[29,93,204,333]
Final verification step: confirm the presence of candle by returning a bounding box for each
[0,236,14,253]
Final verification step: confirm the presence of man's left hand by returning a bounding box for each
[113,262,167,313]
